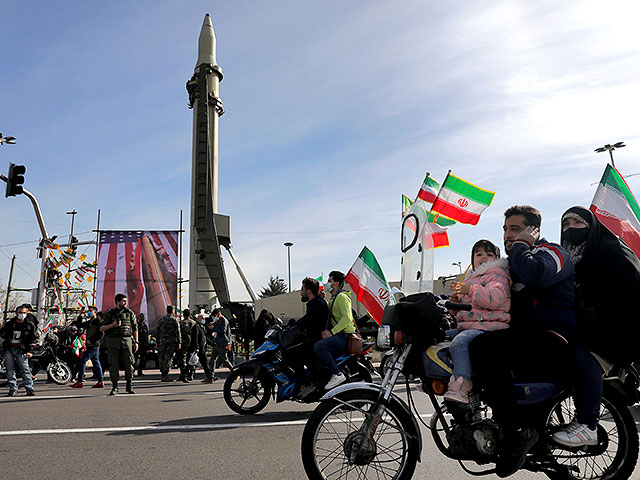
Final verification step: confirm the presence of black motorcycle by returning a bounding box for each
[224,324,376,415]
[29,335,72,385]
[301,292,639,480]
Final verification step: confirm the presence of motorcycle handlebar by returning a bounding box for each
[443,301,472,311]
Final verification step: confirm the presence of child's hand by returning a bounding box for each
[452,282,470,296]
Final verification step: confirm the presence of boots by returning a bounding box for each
[161,374,172,382]
[443,375,472,404]
[125,381,136,394]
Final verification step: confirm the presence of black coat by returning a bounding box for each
[189,323,207,352]
[561,206,640,363]
[294,296,329,344]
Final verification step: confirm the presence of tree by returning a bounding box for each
[0,281,28,321]
[259,276,288,298]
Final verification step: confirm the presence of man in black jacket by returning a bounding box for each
[70,306,104,389]
[1,305,38,396]
[189,313,213,382]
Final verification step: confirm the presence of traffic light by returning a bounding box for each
[5,163,26,197]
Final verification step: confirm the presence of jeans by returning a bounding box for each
[5,347,34,391]
[572,349,602,429]
[447,328,484,380]
[77,347,103,382]
[314,334,348,375]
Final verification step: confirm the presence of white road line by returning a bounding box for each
[0,391,216,401]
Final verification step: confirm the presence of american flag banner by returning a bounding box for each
[96,231,178,333]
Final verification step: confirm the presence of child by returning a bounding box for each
[444,239,511,404]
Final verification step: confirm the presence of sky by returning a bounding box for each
[2,0,640,308]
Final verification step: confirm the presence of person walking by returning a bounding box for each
[1,305,38,396]
[100,294,138,395]
[135,313,149,376]
[70,306,104,388]
[207,308,233,382]
[157,305,181,382]
[177,309,196,382]
[189,313,213,382]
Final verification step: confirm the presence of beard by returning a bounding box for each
[300,294,309,303]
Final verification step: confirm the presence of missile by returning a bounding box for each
[196,13,217,68]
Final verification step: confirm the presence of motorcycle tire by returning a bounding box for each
[301,389,420,480]
[544,385,639,480]
[48,361,72,385]
[223,367,272,415]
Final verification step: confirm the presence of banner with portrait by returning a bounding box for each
[96,231,178,333]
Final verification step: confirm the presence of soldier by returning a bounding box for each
[177,309,196,382]
[135,313,149,376]
[100,294,138,395]
[157,305,181,382]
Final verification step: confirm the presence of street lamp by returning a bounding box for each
[284,242,293,293]
[595,141,625,168]
[0,133,17,146]
[452,262,462,274]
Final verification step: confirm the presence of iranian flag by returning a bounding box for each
[345,247,394,325]
[417,174,439,203]
[431,173,495,225]
[402,194,414,214]
[590,164,640,259]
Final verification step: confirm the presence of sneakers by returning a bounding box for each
[125,385,136,394]
[7,389,17,397]
[552,421,598,447]
[92,381,105,388]
[325,373,347,390]
[443,375,472,404]
[26,389,36,397]
[70,381,84,389]
[496,426,539,478]
[109,388,119,396]
[201,377,213,384]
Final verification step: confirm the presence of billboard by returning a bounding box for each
[96,231,178,333]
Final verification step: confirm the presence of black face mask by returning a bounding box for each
[564,227,589,246]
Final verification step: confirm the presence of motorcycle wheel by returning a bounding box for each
[223,367,272,415]
[544,386,639,480]
[301,389,420,480]
[48,362,72,385]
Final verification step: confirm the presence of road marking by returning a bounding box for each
[0,390,221,402]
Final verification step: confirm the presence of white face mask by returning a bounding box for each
[324,282,333,294]
[17,313,27,320]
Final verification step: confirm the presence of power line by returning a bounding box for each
[0,246,38,281]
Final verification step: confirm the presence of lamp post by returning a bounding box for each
[0,133,17,146]
[595,142,625,168]
[284,242,293,293]
[452,261,462,274]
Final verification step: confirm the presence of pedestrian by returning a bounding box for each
[70,306,104,388]
[135,313,149,376]
[189,313,213,382]
[1,305,38,396]
[177,309,196,382]
[207,308,233,382]
[100,293,138,395]
[157,305,181,382]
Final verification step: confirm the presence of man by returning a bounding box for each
[70,306,104,389]
[0,305,38,396]
[135,313,149,376]
[469,205,575,478]
[177,309,196,382]
[206,308,233,383]
[313,271,356,390]
[157,305,181,382]
[189,313,213,382]
[100,294,138,395]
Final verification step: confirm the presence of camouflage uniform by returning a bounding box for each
[157,314,181,379]
[177,316,196,381]
[101,307,138,389]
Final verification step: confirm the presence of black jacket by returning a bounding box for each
[562,206,640,363]
[1,317,38,354]
[294,296,329,344]
[189,322,207,352]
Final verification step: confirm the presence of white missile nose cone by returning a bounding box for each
[196,13,216,67]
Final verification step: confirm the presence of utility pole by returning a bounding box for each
[3,255,16,322]
[284,242,293,293]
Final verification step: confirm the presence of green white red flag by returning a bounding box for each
[417,174,440,203]
[402,194,414,214]
[590,164,640,258]
[345,246,394,325]
[430,173,495,225]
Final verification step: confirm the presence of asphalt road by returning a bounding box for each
[1,370,639,480]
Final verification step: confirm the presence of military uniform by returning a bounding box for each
[157,314,181,380]
[177,316,196,381]
[136,320,149,376]
[101,307,137,392]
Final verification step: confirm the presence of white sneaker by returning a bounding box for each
[552,421,598,447]
[325,373,347,390]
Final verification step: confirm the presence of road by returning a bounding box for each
[1,369,639,480]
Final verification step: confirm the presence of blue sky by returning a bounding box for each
[2,1,640,305]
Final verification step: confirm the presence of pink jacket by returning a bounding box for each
[455,258,511,331]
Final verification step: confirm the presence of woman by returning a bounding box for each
[553,206,640,447]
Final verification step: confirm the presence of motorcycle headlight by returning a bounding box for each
[377,325,392,349]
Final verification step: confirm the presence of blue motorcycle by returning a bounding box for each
[223,324,375,415]
[301,292,640,480]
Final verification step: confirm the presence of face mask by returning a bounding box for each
[564,227,589,246]
[87,312,94,318]
[324,282,333,293]
[17,313,27,320]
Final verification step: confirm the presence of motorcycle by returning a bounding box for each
[300,292,640,480]
[223,324,376,414]
[29,334,72,385]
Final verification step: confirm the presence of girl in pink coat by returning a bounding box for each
[443,239,511,404]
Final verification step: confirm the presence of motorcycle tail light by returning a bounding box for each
[432,380,447,395]
[393,330,405,345]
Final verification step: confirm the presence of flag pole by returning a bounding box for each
[92,209,100,306]
[415,171,431,203]
[430,170,451,223]
[179,209,183,313]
